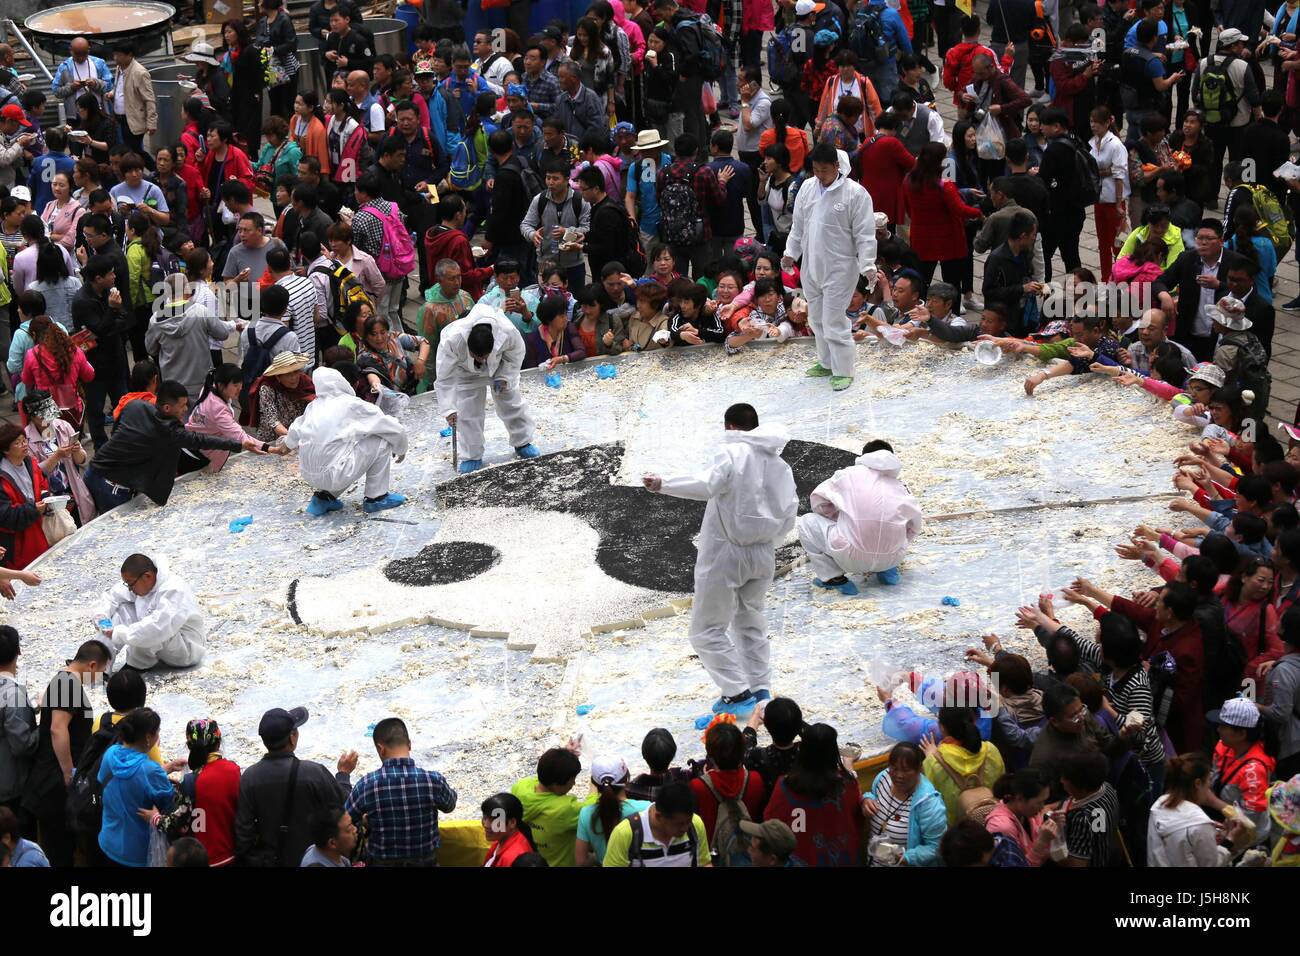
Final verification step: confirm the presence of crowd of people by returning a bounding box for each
[0,0,1298,868]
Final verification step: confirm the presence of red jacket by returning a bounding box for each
[0,458,50,570]
[901,178,982,262]
[484,829,533,867]
[191,757,241,867]
[1049,57,1093,130]
[860,133,917,225]
[942,42,1013,106]
[199,145,255,194]
[742,0,775,31]
[690,768,766,838]
[1100,596,1205,753]
[423,225,493,299]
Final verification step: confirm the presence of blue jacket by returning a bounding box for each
[870,0,913,62]
[868,770,947,866]
[10,837,49,867]
[97,743,175,867]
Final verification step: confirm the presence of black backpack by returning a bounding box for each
[65,711,120,836]
[625,811,699,866]
[1062,137,1102,208]
[240,325,291,403]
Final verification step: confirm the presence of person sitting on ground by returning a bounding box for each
[575,757,651,866]
[798,438,924,594]
[282,367,409,516]
[98,553,208,671]
[510,745,584,868]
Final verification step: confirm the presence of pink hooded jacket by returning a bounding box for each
[743,0,776,31]
[810,450,923,570]
[610,0,646,66]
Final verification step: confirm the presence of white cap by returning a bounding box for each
[9,185,30,203]
[1209,697,1259,728]
[590,756,630,787]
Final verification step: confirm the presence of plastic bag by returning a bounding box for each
[975,112,1006,161]
[148,827,170,868]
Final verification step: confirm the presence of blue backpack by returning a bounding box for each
[449,135,484,191]
[767,28,800,85]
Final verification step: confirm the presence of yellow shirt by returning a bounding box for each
[91,712,165,766]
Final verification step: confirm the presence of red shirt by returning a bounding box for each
[191,757,241,867]
[859,134,916,225]
[484,829,532,867]
[764,775,865,867]
[901,178,982,262]
[690,768,766,838]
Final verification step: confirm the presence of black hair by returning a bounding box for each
[106,668,147,713]
[993,767,1049,803]
[310,804,349,850]
[1060,749,1109,792]
[724,403,759,430]
[1046,632,1081,677]
[940,819,994,866]
[372,717,410,749]
[73,640,112,665]
[1150,343,1188,387]
[641,728,677,772]
[1097,612,1143,668]
[481,792,538,849]
[168,836,209,867]
[536,747,581,787]
[937,707,982,754]
[888,741,923,773]
[1196,532,1240,576]
[536,295,568,326]
[467,323,494,357]
[0,625,18,668]
[1181,553,1222,597]
[1161,580,1197,621]
[260,284,290,318]
[784,723,847,801]
[157,380,190,407]
[653,780,696,818]
[990,653,1034,695]
[763,697,803,746]
[1043,682,1081,721]
[1232,511,1268,546]
[116,707,161,747]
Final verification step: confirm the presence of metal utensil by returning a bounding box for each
[451,421,458,471]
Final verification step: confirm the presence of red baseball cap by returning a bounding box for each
[1,104,30,127]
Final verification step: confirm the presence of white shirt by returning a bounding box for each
[1195,253,1222,337]
[1090,131,1130,203]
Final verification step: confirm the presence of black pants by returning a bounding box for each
[934,5,961,61]
[1206,124,1240,206]
[741,30,763,72]
[129,304,151,363]
[1040,206,1086,281]
[738,149,764,239]
[507,0,531,41]
[678,75,709,148]
[84,354,127,447]
[1182,333,1215,362]
[668,242,713,279]
[268,72,299,121]
[921,257,973,296]
[32,790,75,868]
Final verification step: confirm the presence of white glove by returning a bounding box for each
[862,268,878,292]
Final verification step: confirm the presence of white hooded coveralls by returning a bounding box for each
[433,303,535,461]
[784,152,877,379]
[797,450,923,579]
[283,368,409,498]
[98,562,206,669]
[654,424,798,698]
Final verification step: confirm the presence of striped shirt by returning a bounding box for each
[867,770,912,867]
[276,273,318,369]
[343,757,458,861]
[1060,624,1166,765]
[1064,783,1120,867]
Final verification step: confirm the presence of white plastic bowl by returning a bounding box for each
[974,341,1003,366]
[43,495,71,512]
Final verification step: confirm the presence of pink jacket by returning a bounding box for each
[185,392,248,472]
[610,0,646,66]
[1109,256,1163,294]
[984,803,1048,866]
[20,346,94,419]
[743,0,775,31]
[570,153,623,201]
[810,450,923,570]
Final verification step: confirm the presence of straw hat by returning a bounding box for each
[263,351,309,377]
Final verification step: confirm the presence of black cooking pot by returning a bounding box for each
[24,1,177,59]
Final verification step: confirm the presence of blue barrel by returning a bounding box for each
[395,3,421,56]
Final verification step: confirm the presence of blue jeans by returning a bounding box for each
[719,41,739,109]
[85,466,134,515]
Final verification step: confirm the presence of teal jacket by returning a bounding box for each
[868,770,948,867]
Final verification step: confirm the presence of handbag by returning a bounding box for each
[41,506,76,547]
[267,48,300,89]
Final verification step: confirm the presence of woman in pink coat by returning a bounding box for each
[19,316,94,430]
[795,442,924,595]
[1109,239,1166,310]
[741,0,775,70]
[184,364,250,473]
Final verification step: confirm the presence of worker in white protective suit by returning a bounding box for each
[796,440,924,596]
[282,367,410,516]
[97,554,206,670]
[642,403,798,720]
[783,142,877,392]
[434,302,539,474]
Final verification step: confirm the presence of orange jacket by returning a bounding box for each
[815,72,884,140]
[293,115,331,177]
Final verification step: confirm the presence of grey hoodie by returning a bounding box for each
[144,299,235,402]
